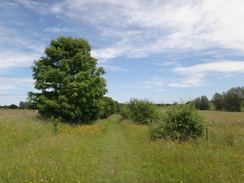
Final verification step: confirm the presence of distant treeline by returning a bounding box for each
[1,86,243,112]
[192,86,244,112]
[0,101,28,109]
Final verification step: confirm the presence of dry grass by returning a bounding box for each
[199,110,244,123]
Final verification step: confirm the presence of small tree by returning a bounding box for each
[28,36,107,123]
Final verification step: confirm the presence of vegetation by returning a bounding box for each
[1,35,243,182]
[28,36,107,123]
[19,101,28,109]
[0,104,19,109]
[120,104,131,119]
[121,98,159,124]
[194,95,210,110]
[0,110,243,182]
[100,96,117,119]
[212,86,244,111]
[150,103,205,141]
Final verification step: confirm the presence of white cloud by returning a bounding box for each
[173,61,244,74]
[44,27,73,33]
[170,61,244,87]
[0,78,34,90]
[169,73,205,88]
[140,76,164,86]
[0,50,41,71]
[0,26,44,71]
[156,88,166,92]
[99,65,127,72]
[15,0,50,14]
[51,0,244,61]
[135,76,165,89]
[91,48,125,62]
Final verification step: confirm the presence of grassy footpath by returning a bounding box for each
[0,110,243,182]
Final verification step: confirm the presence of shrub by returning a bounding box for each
[149,123,166,141]
[120,104,131,119]
[127,98,159,124]
[149,103,205,141]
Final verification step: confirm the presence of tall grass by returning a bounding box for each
[0,109,243,182]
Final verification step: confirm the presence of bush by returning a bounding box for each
[149,103,205,141]
[127,98,159,124]
[120,104,131,119]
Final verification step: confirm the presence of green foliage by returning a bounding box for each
[9,104,18,109]
[241,101,244,112]
[120,104,131,119]
[212,92,224,110]
[194,96,210,110]
[28,36,107,123]
[51,116,62,133]
[149,123,165,141]
[224,87,244,112]
[126,98,159,124]
[100,97,117,119]
[150,103,205,141]
[19,101,27,109]
[211,87,244,112]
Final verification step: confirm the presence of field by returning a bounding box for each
[0,109,243,183]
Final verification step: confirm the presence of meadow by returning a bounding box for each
[0,109,243,183]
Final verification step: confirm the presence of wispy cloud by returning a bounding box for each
[0,50,41,71]
[15,0,50,14]
[139,76,164,87]
[50,0,244,61]
[99,65,128,72]
[44,27,73,33]
[169,61,244,87]
[0,78,34,90]
[156,89,166,92]
[173,61,244,74]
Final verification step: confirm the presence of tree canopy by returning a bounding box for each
[194,96,210,110]
[28,36,107,123]
[211,87,244,112]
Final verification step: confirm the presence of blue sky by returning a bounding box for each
[1,0,244,105]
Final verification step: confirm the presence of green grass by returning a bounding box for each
[0,109,243,182]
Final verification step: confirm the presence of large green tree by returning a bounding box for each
[28,36,107,123]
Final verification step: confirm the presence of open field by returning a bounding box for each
[0,109,243,182]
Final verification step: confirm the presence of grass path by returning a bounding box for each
[92,115,157,182]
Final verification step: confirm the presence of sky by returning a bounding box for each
[0,0,244,105]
